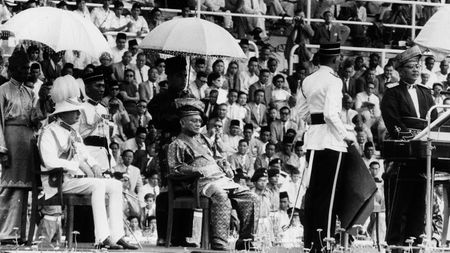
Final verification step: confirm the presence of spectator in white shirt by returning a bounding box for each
[73,0,91,21]
[154,58,167,83]
[433,82,446,114]
[340,93,358,127]
[111,32,128,64]
[106,1,130,33]
[134,52,149,84]
[127,3,149,36]
[90,0,114,32]
[239,56,260,94]
[206,72,228,104]
[422,56,438,87]
[129,40,141,66]
[356,1,367,22]
[29,63,43,96]
[435,59,449,83]
[189,71,208,100]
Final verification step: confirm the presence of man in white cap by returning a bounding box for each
[381,45,437,251]
[38,75,138,250]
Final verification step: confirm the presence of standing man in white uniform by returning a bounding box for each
[297,43,356,252]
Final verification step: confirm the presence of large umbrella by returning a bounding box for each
[139,17,246,59]
[0,7,111,58]
[415,6,450,60]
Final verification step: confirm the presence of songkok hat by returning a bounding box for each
[83,71,104,84]
[50,75,83,115]
[234,169,249,180]
[280,191,289,199]
[268,168,280,178]
[116,32,127,41]
[165,56,187,75]
[175,98,205,118]
[318,43,340,56]
[230,119,240,128]
[394,45,421,69]
[282,135,295,144]
[286,164,300,175]
[128,39,138,48]
[243,123,253,131]
[251,168,268,182]
[269,158,282,167]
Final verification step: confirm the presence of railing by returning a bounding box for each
[288,44,404,75]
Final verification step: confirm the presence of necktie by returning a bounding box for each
[282,123,286,139]
[139,69,144,83]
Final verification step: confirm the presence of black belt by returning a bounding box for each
[311,113,325,125]
[84,136,108,148]
[69,175,88,178]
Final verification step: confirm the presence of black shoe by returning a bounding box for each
[172,239,197,247]
[98,237,123,250]
[117,238,139,250]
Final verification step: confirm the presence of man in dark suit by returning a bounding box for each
[312,11,350,45]
[202,89,219,119]
[248,69,271,104]
[356,68,380,96]
[377,63,398,97]
[112,51,136,82]
[40,52,62,81]
[340,61,360,98]
[380,46,437,251]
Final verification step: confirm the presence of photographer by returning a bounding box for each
[285,9,314,66]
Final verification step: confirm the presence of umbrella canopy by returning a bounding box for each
[140,17,246,59]
[415,6,450,60]
[0,7,111,58]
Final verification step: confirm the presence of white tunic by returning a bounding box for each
[298,65,350,152]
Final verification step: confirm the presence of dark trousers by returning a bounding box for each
[155,191,193,244]
[384,163,426,248]
[304,149,343,253]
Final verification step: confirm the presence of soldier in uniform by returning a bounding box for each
[38,75,137,250]
[78,72,115,171]
[168,98,257,250]
[380,46,437,250]
[297,43,356,252]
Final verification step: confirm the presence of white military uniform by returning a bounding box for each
[78,98,116,170]
[298,65,352,152]
[38,119,125,243]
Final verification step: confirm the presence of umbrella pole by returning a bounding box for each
[196,0,201,18]
[186,55,191,91]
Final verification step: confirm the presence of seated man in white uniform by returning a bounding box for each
[38,75,138,250]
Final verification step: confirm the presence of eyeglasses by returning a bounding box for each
[280,112,290,115]
[126,75,134,77]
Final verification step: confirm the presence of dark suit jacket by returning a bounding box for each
[381,82,437,139]
[313,23,342,44]
[341,77,360,98]
[201,99,218,119]
[376,74,399,96]
[40,59,61,81]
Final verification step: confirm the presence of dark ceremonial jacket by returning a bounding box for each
[380,81,437,139]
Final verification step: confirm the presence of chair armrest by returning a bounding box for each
[39,167,65,176]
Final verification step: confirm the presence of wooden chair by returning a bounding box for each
[166,173,210,249]
[27,138,92,248]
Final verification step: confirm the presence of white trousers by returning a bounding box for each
[62,178,124,243]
